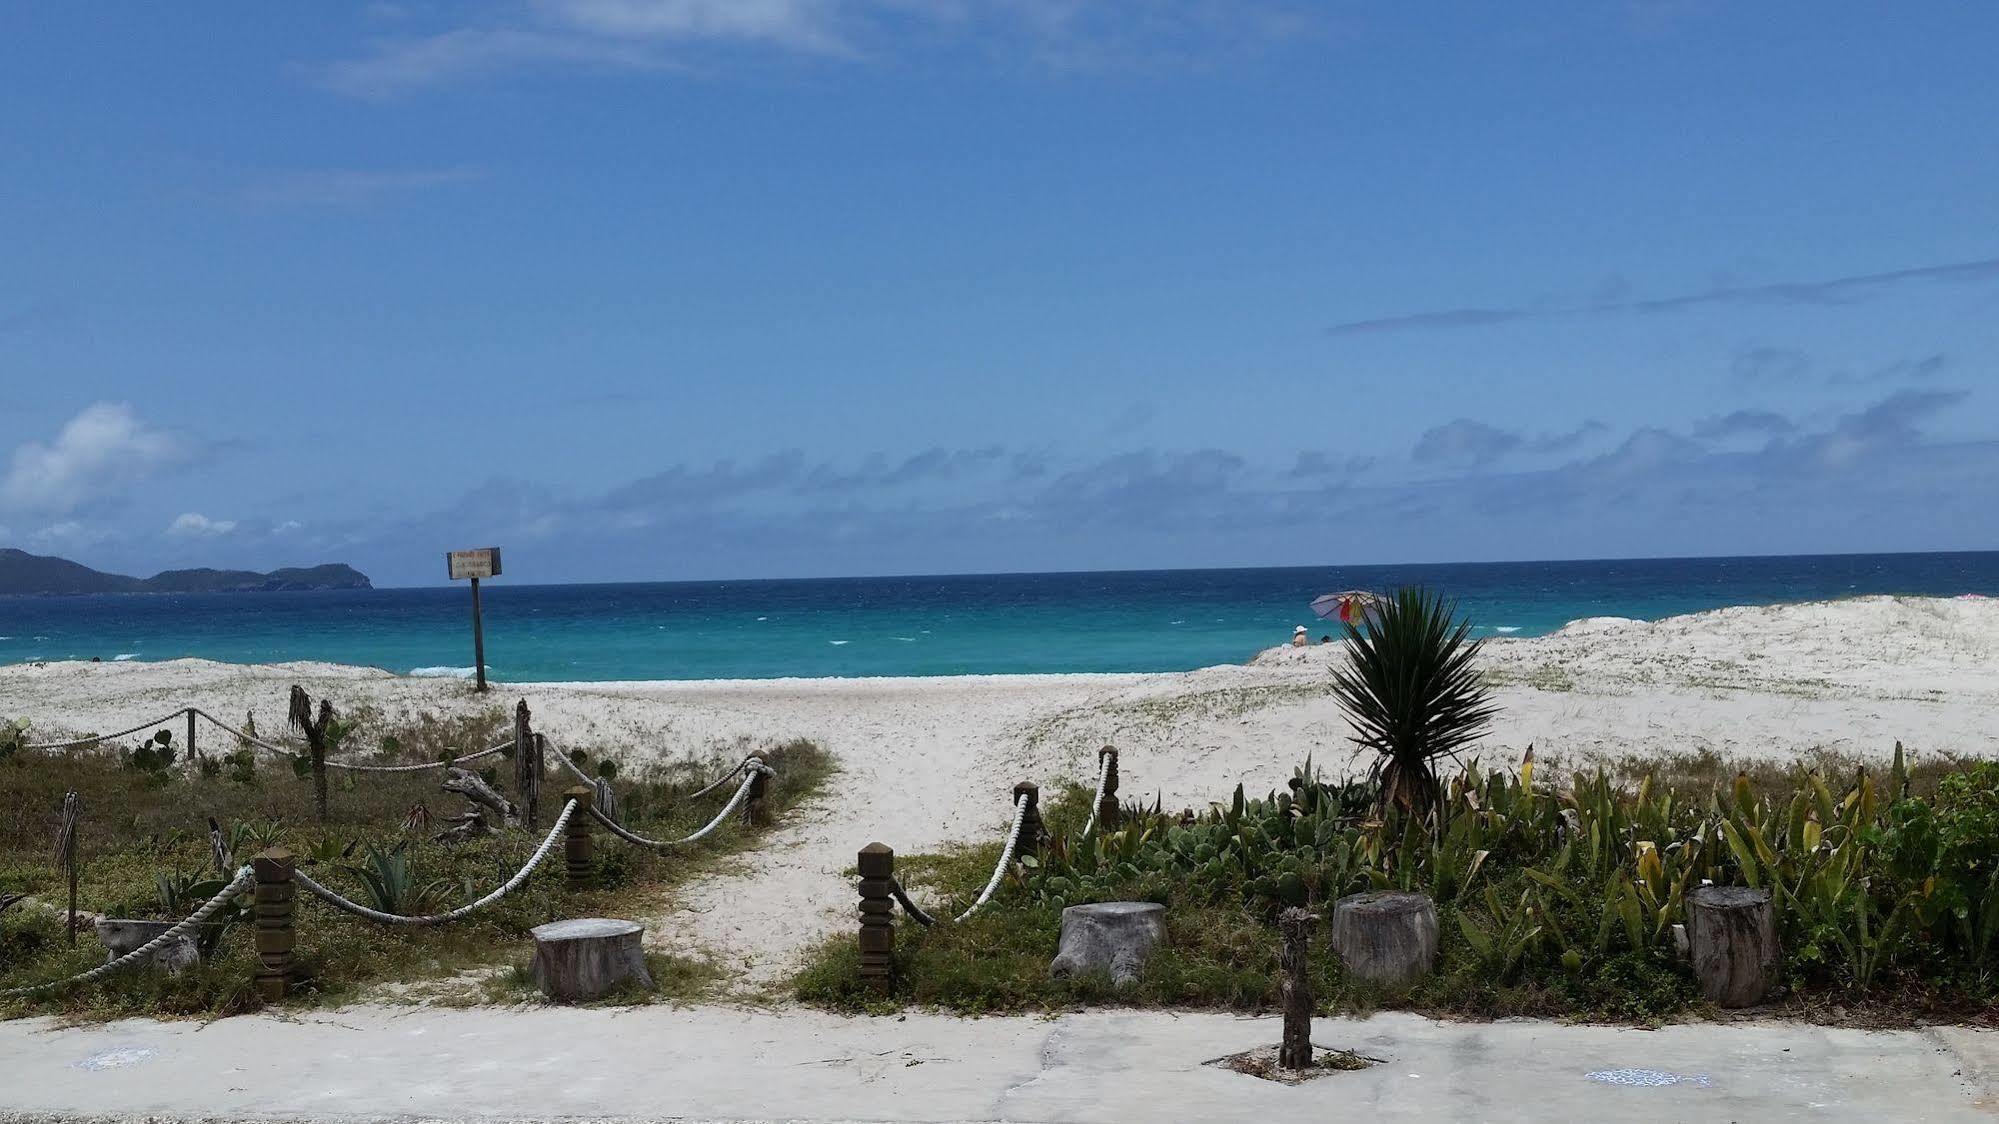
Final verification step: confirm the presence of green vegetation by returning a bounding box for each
[798,750,1999,1025]
[1329,586,1497,816]
[0,708,830,1020]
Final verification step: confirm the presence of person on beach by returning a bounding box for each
[1291,625,1309,647]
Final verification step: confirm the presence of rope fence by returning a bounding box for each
[3,690,795,1005]
[21,705,513,772]
[0,867,253,998]
[585,761,769,849]
[294,800,578,926]
[855,747,1126,991]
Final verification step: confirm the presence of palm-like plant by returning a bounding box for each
[1330,586,1498,818]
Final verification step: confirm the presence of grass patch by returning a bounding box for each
[0,713,831,1021]
[796,752,1999,1027]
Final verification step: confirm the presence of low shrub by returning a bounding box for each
[800,748,1999,1023]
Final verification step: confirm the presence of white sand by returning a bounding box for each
[5,594,1996,990]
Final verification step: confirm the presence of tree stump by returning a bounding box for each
[1048,901,1166,986]
[1329,891,1438,986]
[1686,886,1778,1007]
[95,919,200,974]
[528,918,652,1002]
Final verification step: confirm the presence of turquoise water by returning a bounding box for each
[2,552,1994,683]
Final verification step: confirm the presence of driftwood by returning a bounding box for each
[1329,891,1438,986]
[1278,907,1317,1071]
[1048,902,1166,986]
[443,768,519,826]
[1686,885,1779,1007]
[529,917,652,1001]
[432,809,493,844]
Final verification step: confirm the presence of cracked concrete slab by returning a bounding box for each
[0,1006,1993,1123]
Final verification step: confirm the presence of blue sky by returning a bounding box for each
[3,2,1996,587]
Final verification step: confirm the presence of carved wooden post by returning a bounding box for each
[1279,907,1317,1070]
[1096,746,1120,832]
[563,785,595,890]
[857,843,896,993]
[252,847,296,1002]
[1013,782,1042,862]
[741,752,770,826]
[514,702,540,829]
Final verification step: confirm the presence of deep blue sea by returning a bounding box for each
[1,552,1994,683]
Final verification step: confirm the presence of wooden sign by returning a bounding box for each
[447,548,502,581]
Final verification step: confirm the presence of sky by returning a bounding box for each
[2,2,1996,588]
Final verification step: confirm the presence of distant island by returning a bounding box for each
[0,548,372,595]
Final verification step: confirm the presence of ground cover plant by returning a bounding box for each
[0,704,830,1020]
[797,748,1999,1024]
[800,587,1999,1025]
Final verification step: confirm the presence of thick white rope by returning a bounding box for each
[954,794,1029,924]
[292,800,577,926]
[890,794,1029,927]
[588,764,768,849]
[0,867,253,998]
[22,709,191,752]
[1079,753,1113,839]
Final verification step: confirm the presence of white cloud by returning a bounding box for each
[274,520,304,534]
[166,512,238,538]
[29,521,106,551]
[542,0,853,53]
[2,403,185,515]
[321,0,1320,96]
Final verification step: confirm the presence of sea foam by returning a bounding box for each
[410,666,479,679]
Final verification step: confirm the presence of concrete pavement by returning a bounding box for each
[0,1005,1993,1122]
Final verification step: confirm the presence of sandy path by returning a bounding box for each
[5,595,1996,992]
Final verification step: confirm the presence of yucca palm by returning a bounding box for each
[1330,586,1498,818]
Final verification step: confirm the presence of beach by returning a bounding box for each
[5,594,1996,988]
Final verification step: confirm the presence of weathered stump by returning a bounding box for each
[528,918,652,1002]
[1278,907,1317,1071]
[95,919,200,974]
[1686,885,1778,1007]
[1329,891,1438,986]
[1048,901,1165,986]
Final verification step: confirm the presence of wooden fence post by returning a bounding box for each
[252,847,296,1002]
[57,791,80,946]
[186,709,198,772]
[513,702,542,829]
[1013,782,1042,862]
[1279,907,1317,1070]
[289,686,333,822]
[741,752,770,826]
[857,843,895,993]
[1097,746,1120,832]
[563,785,595,891]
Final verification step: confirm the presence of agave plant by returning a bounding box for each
[1329,587,1499,819]
[341,843,452,915]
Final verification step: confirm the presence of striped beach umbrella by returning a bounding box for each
[1310,589,1382,626]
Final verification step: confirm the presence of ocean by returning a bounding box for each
[1,552,1994,683]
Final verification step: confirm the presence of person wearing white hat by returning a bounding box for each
[1291,625,1309,648]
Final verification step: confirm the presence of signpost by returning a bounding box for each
[447,548,502,692]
